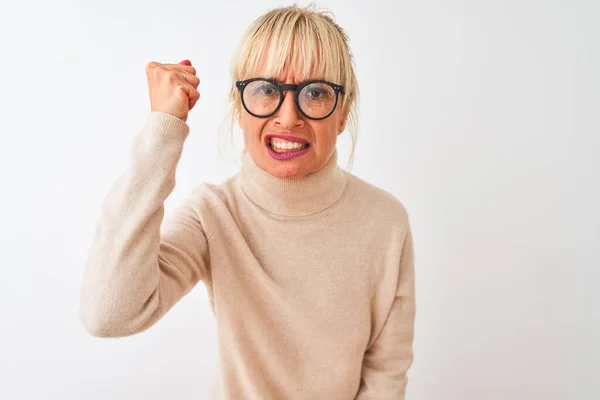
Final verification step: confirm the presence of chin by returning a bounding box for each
[267,162,308,179]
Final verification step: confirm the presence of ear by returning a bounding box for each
[235,104,244,129]
[337,109,349,136]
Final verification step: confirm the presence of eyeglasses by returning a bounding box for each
[235,78,345,120]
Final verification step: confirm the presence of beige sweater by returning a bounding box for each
[80,112,416,399]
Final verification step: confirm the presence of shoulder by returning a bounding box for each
[182,173,245,218]
[343,172,410,227]
[185,175,238,207]
[170,177,239,239]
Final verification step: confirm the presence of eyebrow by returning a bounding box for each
[270,77,320,85]
[272,77,301,84]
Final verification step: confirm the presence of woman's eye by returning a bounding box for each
[255,85,277,96]
[308,89,324,99]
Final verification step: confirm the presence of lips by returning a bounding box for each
[264,133,311,160]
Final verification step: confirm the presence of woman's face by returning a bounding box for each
[238,70,348,179]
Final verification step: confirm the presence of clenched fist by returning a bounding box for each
[146,59,200,122]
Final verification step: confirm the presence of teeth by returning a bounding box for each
[270,140,307,150]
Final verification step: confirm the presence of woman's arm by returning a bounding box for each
[79,112,211,338]
[355,224,416,399]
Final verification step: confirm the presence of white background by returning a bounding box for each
[0,0,598,399]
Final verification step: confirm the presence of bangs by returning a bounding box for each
[234,11,343,84]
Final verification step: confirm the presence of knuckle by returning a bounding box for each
[145,61,157,73]
[165,71,177,82]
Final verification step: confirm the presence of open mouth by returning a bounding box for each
[265,135,310,159]
[269,138,309,153]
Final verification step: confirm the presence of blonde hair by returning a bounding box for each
[221,3,360,169]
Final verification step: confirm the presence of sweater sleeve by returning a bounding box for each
[79,112,211,338]
[355,224,416,400]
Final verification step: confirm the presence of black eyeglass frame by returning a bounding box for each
[235,78,345,120]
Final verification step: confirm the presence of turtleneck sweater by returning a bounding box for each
[80,112,416,400]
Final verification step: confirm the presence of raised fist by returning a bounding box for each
[145,59,200,122]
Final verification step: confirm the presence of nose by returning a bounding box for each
[273,90,304,130]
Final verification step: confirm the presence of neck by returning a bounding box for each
[239,150,347,217]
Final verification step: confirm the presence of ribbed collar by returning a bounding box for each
[239,149,347,217]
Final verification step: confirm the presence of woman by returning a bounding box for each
[80,5,415,399]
